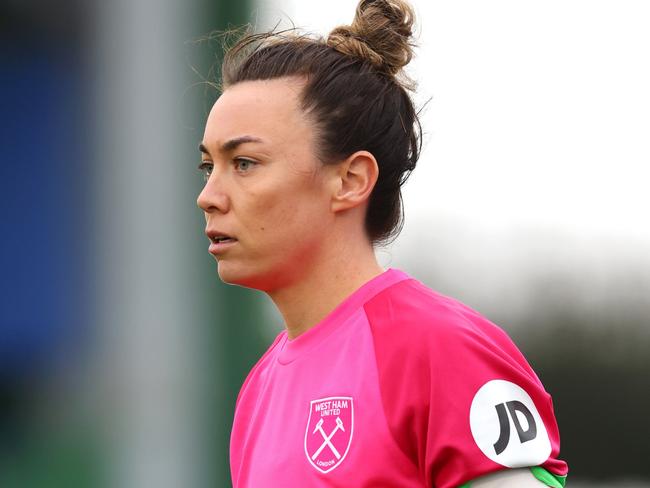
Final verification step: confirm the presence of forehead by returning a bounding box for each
[204,77,312,147]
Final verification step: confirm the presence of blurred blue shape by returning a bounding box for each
[0,45,89,377]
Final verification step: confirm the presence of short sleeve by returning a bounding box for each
[365,280,568,488]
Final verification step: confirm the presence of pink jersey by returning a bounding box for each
[230,268,568,487]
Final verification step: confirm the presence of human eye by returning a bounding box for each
[233,158,257,173]
[197,161,213,182]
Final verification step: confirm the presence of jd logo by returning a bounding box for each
[493,400,537,455]
[469,380,551,468]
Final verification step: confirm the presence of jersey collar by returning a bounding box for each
[276,267,411,365]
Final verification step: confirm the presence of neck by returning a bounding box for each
[267,238,384,340]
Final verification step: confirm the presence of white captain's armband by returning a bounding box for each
[468,468,551,487]
[469,380,552,467]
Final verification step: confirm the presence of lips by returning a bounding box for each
[205,229,238,255]
[213,236,236,243]
[205,229,237,243]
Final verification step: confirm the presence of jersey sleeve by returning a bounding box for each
[365,280,568,488]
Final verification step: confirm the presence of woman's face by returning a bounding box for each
[197,77,336,291]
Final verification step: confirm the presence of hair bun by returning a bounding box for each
[326,0,416,79]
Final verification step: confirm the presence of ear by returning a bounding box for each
[330,150,379,213]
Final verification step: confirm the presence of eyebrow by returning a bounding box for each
[198,135,265,155]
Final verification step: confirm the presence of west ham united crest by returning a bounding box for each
[304,396,354,473]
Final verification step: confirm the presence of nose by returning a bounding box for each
[196,174,230,214]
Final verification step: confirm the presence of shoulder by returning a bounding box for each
[364,276,521,364]
[362,277,566,486]
[364,276,546,408]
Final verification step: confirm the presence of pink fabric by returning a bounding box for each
[229,268,568,487]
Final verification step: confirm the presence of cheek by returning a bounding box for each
[255,199,301,234]
[247,186,327,241]
[241,190,294,239]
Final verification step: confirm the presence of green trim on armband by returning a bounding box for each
[530,466,567,487]
[455,466,566,488]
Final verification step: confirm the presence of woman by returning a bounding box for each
[196,1,568,486]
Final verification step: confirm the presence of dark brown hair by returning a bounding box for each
[220,0,422,247]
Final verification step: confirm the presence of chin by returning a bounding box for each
[216,260,275,291]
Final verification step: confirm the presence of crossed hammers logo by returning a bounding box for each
[311,417,345,460]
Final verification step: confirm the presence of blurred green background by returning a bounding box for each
[1,1,648,487]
